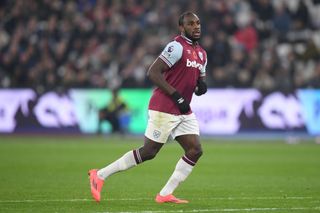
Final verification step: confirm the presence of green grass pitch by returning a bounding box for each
[0,136,319,212]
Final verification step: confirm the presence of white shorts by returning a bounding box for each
[145,110,200,143]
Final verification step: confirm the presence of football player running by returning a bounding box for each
[89,11,207,204]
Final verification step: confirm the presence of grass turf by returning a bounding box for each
[0,136,319,212]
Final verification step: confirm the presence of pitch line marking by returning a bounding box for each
[98,207,320,213]
[197,196,315,200]
[0,196,318,203]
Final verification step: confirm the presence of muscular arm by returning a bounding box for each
[147,58,176,95]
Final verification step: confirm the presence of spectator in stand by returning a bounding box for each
[272,3,292,42]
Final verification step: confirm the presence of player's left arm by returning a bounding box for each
[195,53,207,96]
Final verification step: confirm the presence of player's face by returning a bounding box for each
[180,14,201,42]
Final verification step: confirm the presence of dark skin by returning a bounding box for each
[138,13,205,163]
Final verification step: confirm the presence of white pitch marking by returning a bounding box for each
[0,196,318,203]
[0,198,147,203]
[197,196,315,200]
[98,207,320,213]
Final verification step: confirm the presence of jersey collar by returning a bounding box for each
[181,34,198,46]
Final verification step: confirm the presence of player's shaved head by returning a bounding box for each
[178,11,201,42]
[178,11,198,26]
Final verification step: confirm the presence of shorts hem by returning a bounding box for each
[144,134,167,144]
[173,132,200,139]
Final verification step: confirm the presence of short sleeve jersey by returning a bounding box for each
[148,35,207,115]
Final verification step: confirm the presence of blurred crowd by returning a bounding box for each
[0,0,320,93]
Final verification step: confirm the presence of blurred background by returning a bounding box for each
[0,0,319,138]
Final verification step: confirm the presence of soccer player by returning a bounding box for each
[89,11,207,204]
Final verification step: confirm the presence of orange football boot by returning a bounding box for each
[88,169,104,202]
[155,194,189,204]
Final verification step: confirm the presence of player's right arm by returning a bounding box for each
[147,58,175,95]
[147,41,190,114]
[147,40,183,96]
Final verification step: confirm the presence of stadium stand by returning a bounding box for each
[0,0,320,93]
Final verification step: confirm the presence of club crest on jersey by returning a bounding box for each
[153,130,161,139]
[198,52,203,61]
[186,58,203,70]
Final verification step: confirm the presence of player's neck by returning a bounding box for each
[181,34,198,46]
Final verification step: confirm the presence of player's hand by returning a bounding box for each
[170,91,190,114]
[195,79,207,96]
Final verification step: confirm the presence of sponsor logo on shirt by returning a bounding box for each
[186,58,203,70]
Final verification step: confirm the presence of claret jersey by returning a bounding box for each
[148,35,207,115]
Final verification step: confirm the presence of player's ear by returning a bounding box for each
[179,25,185,33]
